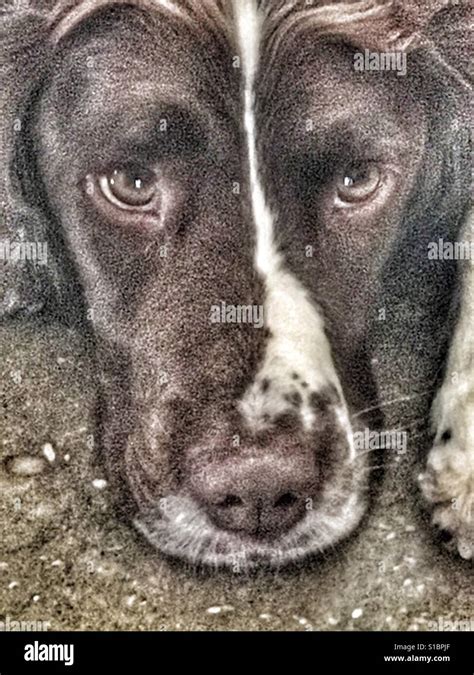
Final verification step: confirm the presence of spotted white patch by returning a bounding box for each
[419,208,474,560]
[233,0,354,456]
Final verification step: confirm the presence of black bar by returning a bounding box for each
[0,631,471,673]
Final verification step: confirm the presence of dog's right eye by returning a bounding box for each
[98,166,158,210]
[84,163,176,229]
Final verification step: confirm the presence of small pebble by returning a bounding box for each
[8,581,19,589]
[327,616,339,626]
[206,605,234,615]
[6,455,47,477]
[34,502,55,518]
[403,578,412,587]
[33,595,40,602]
[352,608,363,619]
[293,615,308,625]
[92,479,107,490]
[42,443,56,463]
[385,532,396,541]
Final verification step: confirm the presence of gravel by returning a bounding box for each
[0,319,472,631]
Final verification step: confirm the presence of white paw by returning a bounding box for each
[419,384,474,560]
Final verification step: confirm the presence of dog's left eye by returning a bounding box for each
[98,166,158,210]
[335,163,381,204]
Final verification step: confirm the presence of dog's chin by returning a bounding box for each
[133,457,369,570]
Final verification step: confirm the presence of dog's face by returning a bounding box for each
[3,0,470,568]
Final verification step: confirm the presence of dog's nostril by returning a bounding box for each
[190,452,318,539]
[274,492,298,508]
[218,494,243,508]
[438,528,454,544]
[440,429,452,444]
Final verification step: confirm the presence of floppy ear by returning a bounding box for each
[390,1,472,224]
[416,1,473,247]
[419,2,473,90]
[364,0,473,223]
[0,5,50,318]
[0,3,75,320]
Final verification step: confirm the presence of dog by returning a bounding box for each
[0,0,472,569]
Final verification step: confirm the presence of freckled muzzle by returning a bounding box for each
[128,393,367,569]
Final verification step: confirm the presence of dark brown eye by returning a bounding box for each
[99,166,157,209]
[336,163,381,204]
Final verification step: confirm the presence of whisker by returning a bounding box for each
[359,462,399,473]
[351,360,448,421]
[351,388,437,419]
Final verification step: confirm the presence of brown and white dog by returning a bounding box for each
[0,0,472,568]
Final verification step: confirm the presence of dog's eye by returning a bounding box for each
[335,164,381,204]
[98,166,157,210]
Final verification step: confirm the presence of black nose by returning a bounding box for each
[190,454,318,539]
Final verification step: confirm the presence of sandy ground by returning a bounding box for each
[0,318,472,632]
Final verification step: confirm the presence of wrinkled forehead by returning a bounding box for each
[44,1,243,159]
[49,0,410,54]
[49,0,236,46]
[46,0,421,124]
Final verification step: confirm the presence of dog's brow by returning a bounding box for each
[48,0,234,46]
[258,0,424,69]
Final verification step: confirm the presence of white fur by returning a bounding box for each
[420,208,474,560]
[233,0,354,458]
[135,477,367,569]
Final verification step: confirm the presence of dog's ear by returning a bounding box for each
[359,0,472,203]
[0,5,49,318]
[417,2,472,219]
[388,1,472,92]
[316,0,472,80]
[418,2,473,90]
[0,3,75,321]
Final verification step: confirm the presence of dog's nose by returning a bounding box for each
[190,454,318,539]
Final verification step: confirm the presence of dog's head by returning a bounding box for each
[1,0,471,568]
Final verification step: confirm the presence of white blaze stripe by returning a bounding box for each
[233,0,355,459]
[233,0,274,276]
